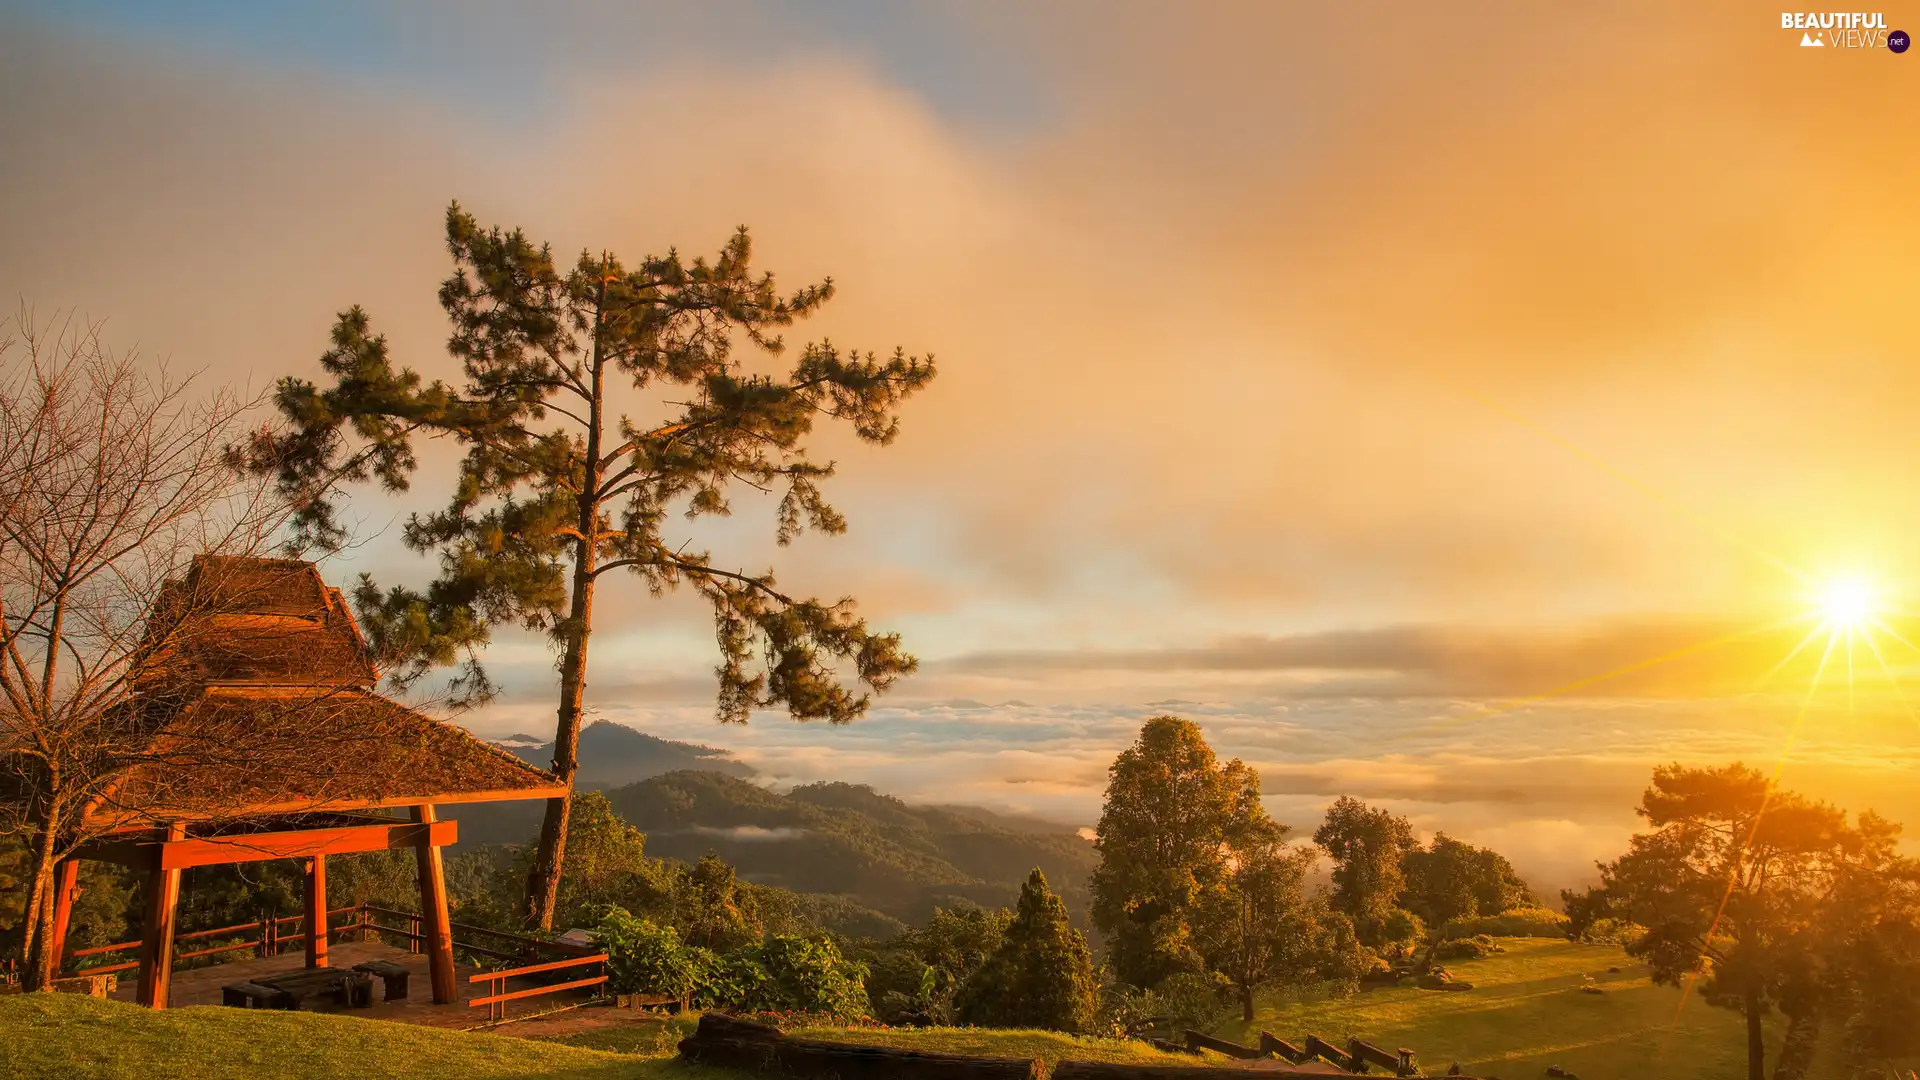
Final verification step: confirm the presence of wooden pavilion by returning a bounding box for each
[43,556,564,1008]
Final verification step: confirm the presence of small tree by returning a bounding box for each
[1313,796,1415,945]
[235,204,936,930]
[1193,819,1328,1021]
[674,852,762,953]
[956,869,1099,1033]
[1400,832,1532,930]
[1091,716,1267,987]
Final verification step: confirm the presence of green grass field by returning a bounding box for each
[0,993,737,1080]
[9,941,1911,1079]
[1231,938,1845,1079]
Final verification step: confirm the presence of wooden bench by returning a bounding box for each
[254,968,374,1009]
[221,981,294,1009]
[351,960,410,1002]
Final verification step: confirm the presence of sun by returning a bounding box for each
[1818,576,1879,630]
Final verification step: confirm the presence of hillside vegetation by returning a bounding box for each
[606,771,1099,925]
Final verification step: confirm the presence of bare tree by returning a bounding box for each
[0,310,369,989]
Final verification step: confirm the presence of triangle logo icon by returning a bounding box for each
[1801,31,1824,46]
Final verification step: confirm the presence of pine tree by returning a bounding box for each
[955,869,1098,1033]
[237,204,935,929]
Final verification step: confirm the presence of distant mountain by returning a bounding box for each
[927,804,1086,836]
[605,771,1099,925]
[446,722,755,846]
[500,720,755,787]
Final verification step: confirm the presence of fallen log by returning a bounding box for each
[677,1013,1038,1079]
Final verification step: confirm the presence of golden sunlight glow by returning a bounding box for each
[1817,576,1879,630]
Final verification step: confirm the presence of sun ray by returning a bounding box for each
[1414,615,1812,736]
[1860,631,1920,736]
[1753,618,1831,691]
[1442,380,1812,586]
[1868,617,1920,656]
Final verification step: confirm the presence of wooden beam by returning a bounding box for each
[72,818,456,871]
[85,784,569,832]
[411,804,457,1005]
[47,859,79,977]
[135,823,187,1008]
[304,856,328,969]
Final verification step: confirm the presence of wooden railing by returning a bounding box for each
[67,904,378,978]
[468,952,607,1022]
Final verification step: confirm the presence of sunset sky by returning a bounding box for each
[4,2,1919,892]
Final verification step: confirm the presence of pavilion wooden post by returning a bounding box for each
[47,858,80,978]
[304,855,329,968]
[135,823,187,1008]
[411,804,457,1004]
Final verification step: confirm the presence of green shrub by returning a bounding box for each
[730,935,871,1020]
[1376,907,1425,952]
[1432,934,1504,961]
[594,906,700,1002]
[1440,906,1570,939]
[1578,917,1647,946]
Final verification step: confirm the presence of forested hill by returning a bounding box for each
[498,720,755,787]
[605,771,1099,925]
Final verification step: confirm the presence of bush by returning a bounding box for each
[1578,917,1648,946]
[730,935,871,1020]
[1149,970,1238,1034]
[1432,934,1503,961]
[1375,908,1425,952]
[1439,906,1569,940]
[595,907,713,1003]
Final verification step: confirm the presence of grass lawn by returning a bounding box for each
[782,1022,1221,1071]
[1230,938,1862,1079]
[0,993,743,1080]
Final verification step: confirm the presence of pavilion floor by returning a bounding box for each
[104,941,598,1028]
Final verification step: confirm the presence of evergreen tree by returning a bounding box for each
[955,870,1098,1033]
[1090,716,1267,987]
[237,204,936,928]
[1312,796,1415,944]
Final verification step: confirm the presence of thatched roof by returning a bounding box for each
[143,556,377,687]
[86,556,562,831]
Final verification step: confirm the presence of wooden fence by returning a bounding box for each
[467,952,608,1022]
[66,905,369,977]
[61,903,593,984]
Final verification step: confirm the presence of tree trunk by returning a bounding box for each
[1770,1006,1818,1080]
[1745,985,1766,1080]
[1240,984,1255,1023]
[522,284,608,932]
[18,814,59,991]
[522,491,599,931]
